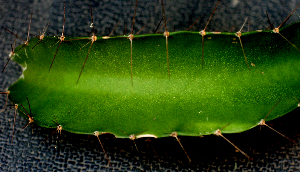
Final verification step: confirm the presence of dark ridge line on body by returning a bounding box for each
[31,20,50,49]
[49,4,66,72]
[76,7,97,84]
[161,0,171,81]
[2,12,32,72]
[128,0,139,87]
[200,0,221,69]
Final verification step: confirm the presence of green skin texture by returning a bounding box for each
[8,22,300,138]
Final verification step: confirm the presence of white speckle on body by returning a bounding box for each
[136,134,157,139]
[20,62,27,79]
[24,49,29,58]
[20,74,25,79]
[10,53,19,61]
[231,0,239,7]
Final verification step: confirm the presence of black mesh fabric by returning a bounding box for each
[0,0,300,171]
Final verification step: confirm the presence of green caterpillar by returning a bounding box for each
[1,0,300,170]
[7,21,300,137]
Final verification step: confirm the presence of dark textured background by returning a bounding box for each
[0,0,300,171]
